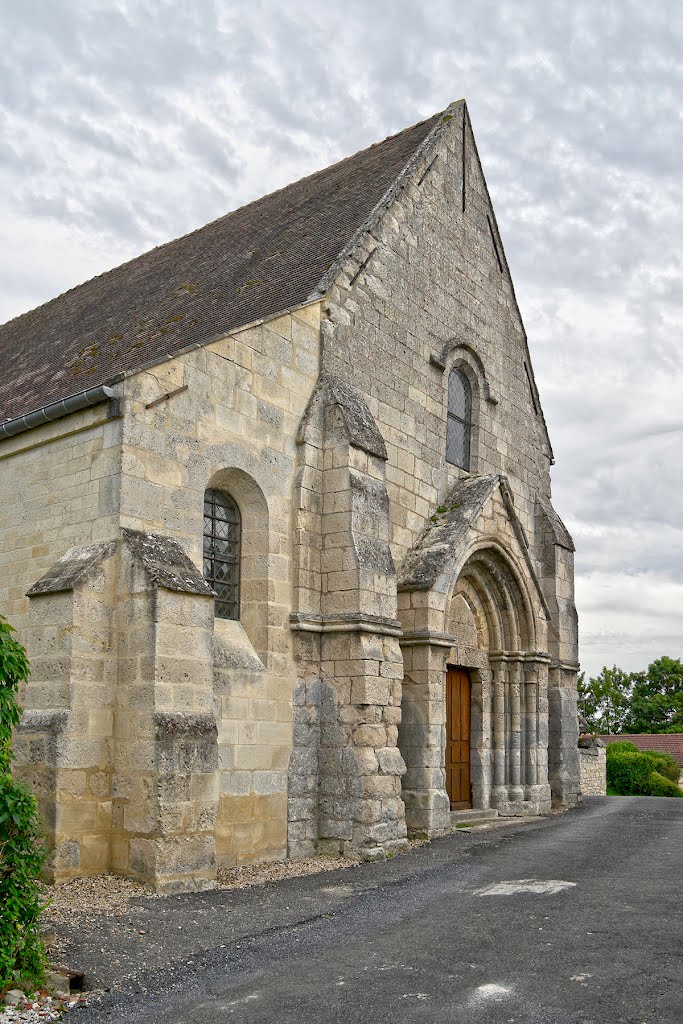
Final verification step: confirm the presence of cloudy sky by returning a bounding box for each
[1,1,681,678]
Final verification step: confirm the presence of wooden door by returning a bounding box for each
[446,668,471,808]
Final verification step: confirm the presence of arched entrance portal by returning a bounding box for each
[398,541,552,833]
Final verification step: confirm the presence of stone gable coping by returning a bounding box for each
[122,528,215,597]
[397,475,499,591]
[26,540,117,596]
[537,498,576,552]
[296,373,388,459]
[309,104,459,302]
[397,474,551,620]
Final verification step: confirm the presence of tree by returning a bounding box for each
[0,615,47,990]
[577,666,632,734]
[624,657,683,734]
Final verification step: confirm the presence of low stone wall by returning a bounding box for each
[578,737,606,796]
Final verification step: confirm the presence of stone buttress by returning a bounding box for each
[14,530,218,892]
[288,375,408,859]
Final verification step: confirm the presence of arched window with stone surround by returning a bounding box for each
[447,368,472,470]
[203,489,241,620]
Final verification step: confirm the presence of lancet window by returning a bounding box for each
[203,489,241,619]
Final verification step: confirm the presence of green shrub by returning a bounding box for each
[606,740,639,755]
[648,771,683,798]
[606,750,652,794]
[607,745,683,798]
[0,615,47,991]
[641,750,680,784]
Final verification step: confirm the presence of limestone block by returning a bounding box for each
[352,724,387,747]
[350,677,390,706]
[354,747,380,775]
[376,747,407,776]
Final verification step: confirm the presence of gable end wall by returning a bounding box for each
[321,110,554,571]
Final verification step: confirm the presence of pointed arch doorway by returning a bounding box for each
[446,667,472,809]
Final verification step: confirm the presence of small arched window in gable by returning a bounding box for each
[446,369,472,470]
[203,489,241,620]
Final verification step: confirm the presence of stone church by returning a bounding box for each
[0,100,579,892]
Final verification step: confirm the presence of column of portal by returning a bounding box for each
[491,661,507,807]
[524,661,538,796]
[536,658,550,798]
[470,665,493,810]
[508,658,524,803]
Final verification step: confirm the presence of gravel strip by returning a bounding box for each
[216,853,361,889]
[1,993,87,1022]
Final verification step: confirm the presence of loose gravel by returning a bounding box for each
[0,993,86,1023]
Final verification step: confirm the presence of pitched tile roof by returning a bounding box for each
[0,109,448,424]
[601,734,683,767]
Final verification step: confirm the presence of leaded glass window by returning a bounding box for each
[446,369,472,470]
[203,489,241,620]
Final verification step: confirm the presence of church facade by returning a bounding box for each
[0,101,579,892]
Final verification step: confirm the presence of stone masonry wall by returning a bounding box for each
[0,402,122,643]
[116,303,321,868]
[287,377,408,860]
[321,108,554,569]
[579,741,606,797]
[4,303,321,878]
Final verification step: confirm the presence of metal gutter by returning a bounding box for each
[0,384,117,440]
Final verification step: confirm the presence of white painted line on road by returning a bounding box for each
[469,983,513,1003]
[476,879,577,896]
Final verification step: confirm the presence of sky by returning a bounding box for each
[1,0,681,678]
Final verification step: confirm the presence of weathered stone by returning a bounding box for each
[2,103,578,884]
[376,747,407,776]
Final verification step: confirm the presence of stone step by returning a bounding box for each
[450,808,499,826]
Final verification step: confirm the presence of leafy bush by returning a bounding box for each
[644,750,680,784]
[606,740,639,755]
[606,744,682,798]
[606,750,653,795]
[0,615,47,991]
[647,771,683,798]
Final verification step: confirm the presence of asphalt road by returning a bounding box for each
[76,797,682,1023]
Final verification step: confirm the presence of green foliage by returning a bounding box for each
[0,617,29,771]
[607,742,679,782]
[606,750,653,795]
[605,745,682,798]
[646,751,680,784]
[624,657,683,734]
[578,666,632,733]
[606,740,638,755]
[647,771,683,798]
[0,615,47,991]
[579,657,683,735]
[637,750,679,784]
